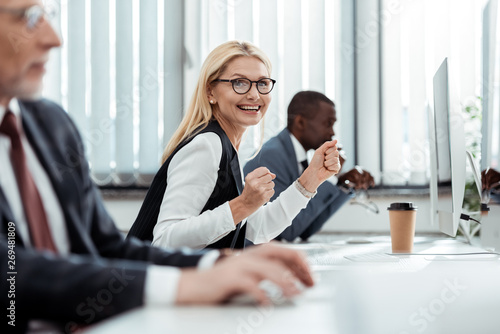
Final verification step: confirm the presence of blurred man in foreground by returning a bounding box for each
[0,2,313,332]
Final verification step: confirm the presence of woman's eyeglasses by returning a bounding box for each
[212,78,276,95]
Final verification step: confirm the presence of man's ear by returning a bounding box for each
[295,115,307,132]
[289,115,306,141]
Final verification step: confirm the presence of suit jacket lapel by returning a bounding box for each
[0,186,24,245]
[214,121,243,195]
[19,101,98,255]
[230,153,243,195]
[0,186,14,224]
[20,103,70,186]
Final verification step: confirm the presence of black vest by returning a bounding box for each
[127,121,247,249]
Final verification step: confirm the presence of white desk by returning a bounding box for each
[83,235,500,334]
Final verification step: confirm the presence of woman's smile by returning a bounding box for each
[237,104,262,114]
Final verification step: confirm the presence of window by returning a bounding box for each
[42,0,350,187]
[483,0,500,170]
[377,0,488,185]
[42,0,496,188]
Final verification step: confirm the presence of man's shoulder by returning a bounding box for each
[20,98,64,111]
[251,132,290,163]
[260,129,291,152]
[20,98,71,123]
[20,98,82,147]
[244,129,292,173]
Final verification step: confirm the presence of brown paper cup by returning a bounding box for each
[388,202,417,253]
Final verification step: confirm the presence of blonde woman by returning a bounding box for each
[128,41,341,249]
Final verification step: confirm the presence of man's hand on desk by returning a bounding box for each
[175,243,314,305]
[482,168,500,191]
[337,166,375,190]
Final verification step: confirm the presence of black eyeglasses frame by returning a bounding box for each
[212,78,276,95]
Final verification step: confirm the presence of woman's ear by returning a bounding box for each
[206,85,215,102]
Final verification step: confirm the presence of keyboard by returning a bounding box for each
[344,253,400,262]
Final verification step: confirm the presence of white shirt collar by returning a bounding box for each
[0,98,22,129]
[289,131,307,164]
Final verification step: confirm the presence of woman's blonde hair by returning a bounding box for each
[161,40,272,163]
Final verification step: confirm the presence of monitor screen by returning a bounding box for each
[433,60,453,187]
[429,58,466,237]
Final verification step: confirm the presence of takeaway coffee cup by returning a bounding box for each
[387,202,417,253]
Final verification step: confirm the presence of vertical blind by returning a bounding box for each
[378,0,490,185]
[482,0,500,170]
[43,0,348,187]
[42,0,498,188]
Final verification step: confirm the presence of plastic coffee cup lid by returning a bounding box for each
[387,202,417,211]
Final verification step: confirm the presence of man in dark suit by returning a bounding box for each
[482,168,500,203]
[0,2,314,332]
[244,91,375,241]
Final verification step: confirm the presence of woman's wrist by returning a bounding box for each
[228,196,252,225]
[298,170,321,193]
[294,179,317,199]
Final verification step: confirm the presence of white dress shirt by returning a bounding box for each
[0,100,196,309]
[289,132,339,186]
[152,132,311,249]
[289,132,308,174]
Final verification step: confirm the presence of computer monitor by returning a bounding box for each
[428,58,466,237]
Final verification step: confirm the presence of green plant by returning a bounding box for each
[463,96,482,160]
[461,96,482,235]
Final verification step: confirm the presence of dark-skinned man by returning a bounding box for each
[244,91,374,241]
